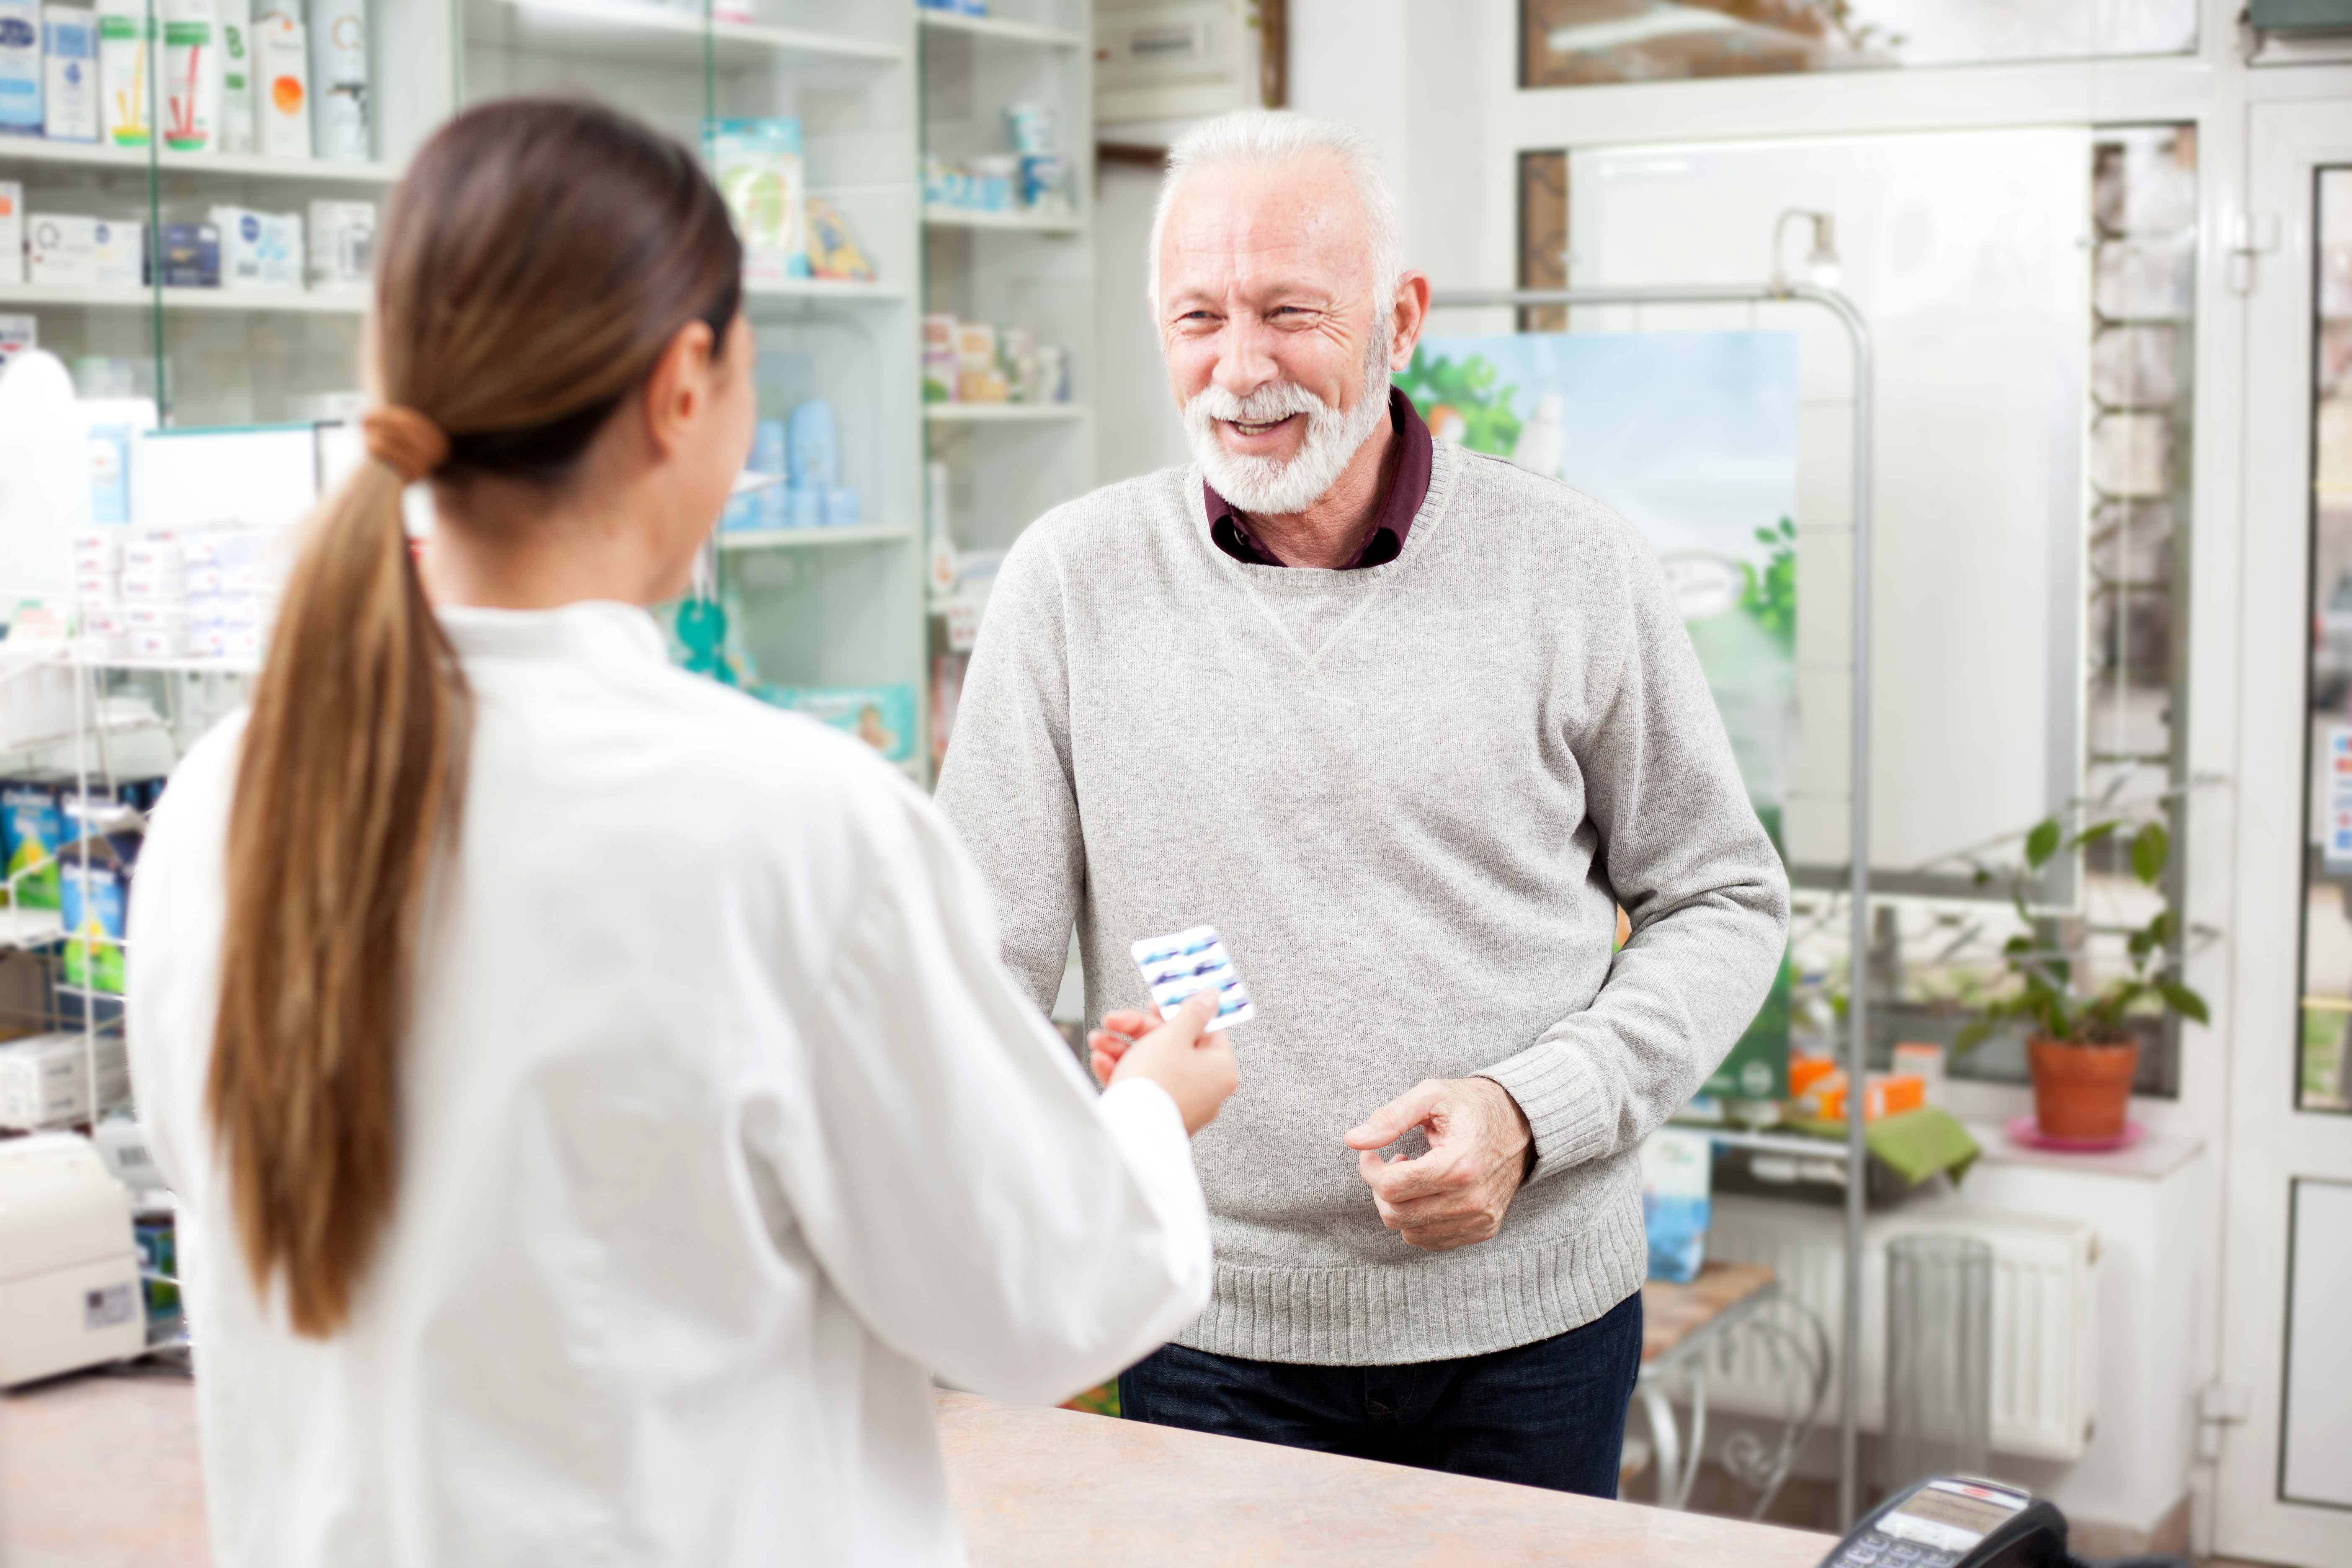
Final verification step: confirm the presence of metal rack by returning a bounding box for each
[1430,281,1875,1527]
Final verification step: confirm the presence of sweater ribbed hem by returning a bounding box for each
[1171,1183,1648,1366]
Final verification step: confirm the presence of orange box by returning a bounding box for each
[1816,1072,1926,1124]
[1788,1055,1840,1097]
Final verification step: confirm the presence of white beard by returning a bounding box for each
[1183,326,1393,517]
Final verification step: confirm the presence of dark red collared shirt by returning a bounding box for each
[1203,387,1433,569]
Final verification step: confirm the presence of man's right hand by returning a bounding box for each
[1091,991,1238,1136]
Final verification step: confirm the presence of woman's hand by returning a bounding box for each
[1090,991,1238,1136]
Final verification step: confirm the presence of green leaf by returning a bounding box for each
[2003,934,2032,955]
[2074,819,2124,846]
[2025,818,2063,869]
[1953,1021,1992,1054]
[1972,866,1992,887]
[2131,822,2170,886]
[2158,982,2210,1025]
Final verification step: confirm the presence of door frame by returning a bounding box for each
[2216,92,2352,1566]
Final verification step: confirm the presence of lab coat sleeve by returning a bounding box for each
[751,779,1211,1407]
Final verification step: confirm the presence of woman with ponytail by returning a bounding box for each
[124,99,1236,1566]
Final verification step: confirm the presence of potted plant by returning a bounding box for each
[1955,814,2208,1142]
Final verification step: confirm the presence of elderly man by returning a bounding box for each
[933,110,1788,1495]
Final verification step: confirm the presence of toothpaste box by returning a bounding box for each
[71,533,120,569]
[121,534,182,571]
[0,313,31,370]
[183,593,223,625]
[71,568,115,604]
[223,625,260,661]
[0,1032,129,1128]
[119,564,185,601]
[59,855,126,993]
[121,601,186,630]
[189,624,227,657]
[127,624,187,658]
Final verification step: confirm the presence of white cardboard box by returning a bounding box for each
[26,214,143,288]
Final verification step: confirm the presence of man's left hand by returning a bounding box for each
[1345,1078,1534,1251]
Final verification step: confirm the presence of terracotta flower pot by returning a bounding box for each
[2027,1038,2140,1140]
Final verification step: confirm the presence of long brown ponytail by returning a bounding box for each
[208,100,743,1336]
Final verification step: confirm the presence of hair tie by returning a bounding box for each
[363,405,451,485]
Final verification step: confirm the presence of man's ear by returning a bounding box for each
[1389,271,1432,371]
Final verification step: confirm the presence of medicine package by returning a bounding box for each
[1130,925,1254,1033]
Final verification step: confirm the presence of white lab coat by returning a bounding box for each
[126,601,1212,1568]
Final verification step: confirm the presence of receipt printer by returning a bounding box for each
[1821,1477,2067,1568]
[0,1133,145,1386]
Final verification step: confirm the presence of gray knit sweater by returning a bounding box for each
[934,440,1789,1366]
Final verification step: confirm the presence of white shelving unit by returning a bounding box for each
[918,0,1093,769]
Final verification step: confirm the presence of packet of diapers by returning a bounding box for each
[1130,925,1254,1032]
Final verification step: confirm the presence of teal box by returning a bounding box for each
[760,683,916,765]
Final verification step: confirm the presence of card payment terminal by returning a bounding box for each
[1818,1477,2068,1568]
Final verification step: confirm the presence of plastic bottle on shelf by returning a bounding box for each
[305,0,361,161]
[95,0,149,147]
[251,6,306,159]
[160,0,220,153]
[214,0,250,153]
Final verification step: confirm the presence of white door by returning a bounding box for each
[2218,96,2352,1567]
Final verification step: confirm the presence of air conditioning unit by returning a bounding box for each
[1698,1195,2099,1461]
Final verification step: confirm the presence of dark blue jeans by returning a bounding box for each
[1119,1287,1643,1497]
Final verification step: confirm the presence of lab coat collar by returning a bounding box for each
[436,600,670,669]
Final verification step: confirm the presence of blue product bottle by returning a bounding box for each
[750,418,786,476]
[823,486,858,526]
[787,398,837,491]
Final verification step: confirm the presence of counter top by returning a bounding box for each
[935,1389,1836,1566]
[0,1368,1839,1566]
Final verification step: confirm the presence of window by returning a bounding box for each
[2298,167,2352,1113]
[1521,0,2197,90]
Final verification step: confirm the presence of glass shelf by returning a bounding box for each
[916,10,1083,49]
[923,402,1084,422]
[469,0,908,70]
[718,521,917,550]
[922,204,1083,234]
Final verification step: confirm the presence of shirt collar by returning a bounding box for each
[436,600,670,667]
[1203,386,1433,570]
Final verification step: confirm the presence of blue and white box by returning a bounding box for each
[41,4,92,140]
[0,0,41,137]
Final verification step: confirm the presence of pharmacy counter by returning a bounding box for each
[0,1368,1837,1565]
[935,1389,1836,1566]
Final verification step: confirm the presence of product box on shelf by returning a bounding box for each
[709,119,808,281]
[41,4,95,141]
[805,199,874,282]
[59,854,126,993]
[1,774,66,909]
[307,198,370,286]
[0,0,41,139]
[160,221,221,287]
[0,1032,129,1128]
[922,311,957,402]
[758,684,916,764]
[251,5,305,159]
[27,214,144,287]
[96,0,149,147]
[0,180,21,286]
[211,205,301,289]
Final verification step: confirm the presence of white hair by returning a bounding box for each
[1147,110,1403,314]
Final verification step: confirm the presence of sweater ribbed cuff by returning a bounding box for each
[1478,1038,1611,1185]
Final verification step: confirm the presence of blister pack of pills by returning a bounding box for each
[1131,925,1255,1032]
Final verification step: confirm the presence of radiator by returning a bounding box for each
[1691,1194,2100,1462]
